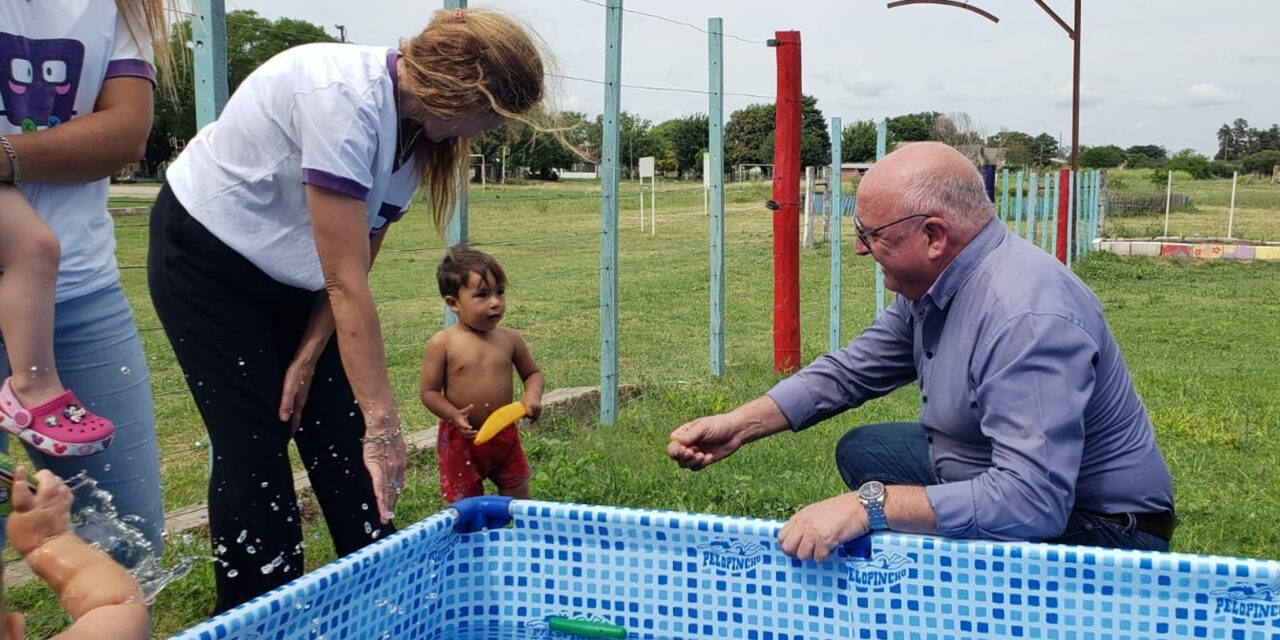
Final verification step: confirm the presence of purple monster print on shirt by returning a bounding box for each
[0,33,85,131]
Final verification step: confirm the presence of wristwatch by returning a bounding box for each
[857,480,889,530]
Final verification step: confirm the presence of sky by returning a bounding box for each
[230,0,1280,158]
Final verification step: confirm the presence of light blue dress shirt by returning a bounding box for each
[768,219,1174,541]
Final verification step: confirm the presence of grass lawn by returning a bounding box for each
[1101,168,1280,241]
[8,178,1280,637]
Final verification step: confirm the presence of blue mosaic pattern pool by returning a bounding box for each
[169,498,1280,639]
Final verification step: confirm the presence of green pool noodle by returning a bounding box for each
[546,616,627,638]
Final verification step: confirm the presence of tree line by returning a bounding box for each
[145,12,1277,183]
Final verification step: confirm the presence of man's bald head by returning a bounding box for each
[861,142,994,240]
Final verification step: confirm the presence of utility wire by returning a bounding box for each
[572,0,767,46]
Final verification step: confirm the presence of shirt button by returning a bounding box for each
[927,436,933,444]
[922,395,928,403]
[925,351,934,359]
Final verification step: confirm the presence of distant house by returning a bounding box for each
[840,162,873,181]
[955,145,1008,167]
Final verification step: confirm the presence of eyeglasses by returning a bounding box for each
[853,213,930,248]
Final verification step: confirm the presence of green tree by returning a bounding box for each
[841,119,891,163]
[723,95,831,169]
[1125,144,1167,169]
[1029,133,1060,167]
[987,130,1035,166]
[472,111,592,180]
[1079,145,1125,169]
[723,103,773,168]
[652,114,708,177]
[1241,149,1280,176]
[148,11,336,173]
[1165,148,1213,179]
[886,111,939,142]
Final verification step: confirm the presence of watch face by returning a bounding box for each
[858,480,885,501]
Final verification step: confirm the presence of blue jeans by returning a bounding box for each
[835,422,1169,552]
[0,281,166,563]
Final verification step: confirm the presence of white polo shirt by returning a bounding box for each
[1,1,156,302]
[165,43,420,291]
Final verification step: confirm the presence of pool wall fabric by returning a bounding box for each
[169,498,1280,639]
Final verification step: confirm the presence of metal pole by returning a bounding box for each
[874,119,887,316]
[708,18,725,377]
[192,0,227,130]
[829,116,843,352]
[1227,171,1238,239]
[442,0,468,328]
[1163,170,1172,237]
[598,0,623,425]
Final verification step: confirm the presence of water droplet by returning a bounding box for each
[246,545,257,554]
[237,358,246,366]
[372,529,381,539]
[103,463,113,471]
[387,511,395,520]
[120,366,132,375]
[271,502,279,511]
[182,534,193,544]
[227,569,239,578]
[361,503,369,511]
[236,530,248,543]
[28,366,38,379]
[216,544,227,554]
[364,522,372,534]
[260,481,270,488]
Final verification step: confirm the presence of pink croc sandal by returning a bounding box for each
[0,377,114,457]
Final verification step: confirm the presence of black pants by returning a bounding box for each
[147,184,395,612]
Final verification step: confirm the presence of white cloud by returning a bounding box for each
[847,72,895,98]
[1184,83,1236,106]
[1143,84,1238,110]
[1053,83,1101,108]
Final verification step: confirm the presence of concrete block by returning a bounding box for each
[1160,243,1192,259]
[1108,242,1132,256]
[1218,244,1237,258]
[1192,244,1223,260]
[1255,246,1280,261]
[1234,244,1256,260]
[1130,241,1161,257]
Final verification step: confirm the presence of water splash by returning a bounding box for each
[64,472,198,603]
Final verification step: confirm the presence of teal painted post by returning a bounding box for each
[1066,171,1076,269]
[1040,175,1052,252]
[599,0,623,425]
[829,116,842,352]
[874,120,887,316]
[708,18,725,376]
[1023,172,1035,241]
[1012,171,1024,235]
[1051,174,1060,256]
[999,169,1009,223]
[193,0,227,130]
[442,0,469,328]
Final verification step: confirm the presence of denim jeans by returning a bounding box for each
[0,281,166,563]
[835,422,1168,552]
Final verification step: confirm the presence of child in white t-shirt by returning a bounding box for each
[0,185,114,457]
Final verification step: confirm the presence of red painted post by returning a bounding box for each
[771,31,801,374]
[1056,168,1070,263]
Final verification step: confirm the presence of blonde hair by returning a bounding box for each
[398,8,547,230]
[114,0,179,99]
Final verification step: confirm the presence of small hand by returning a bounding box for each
[522,396,542,422]
[777,493,868,563]
[667,413,743,471]
[6,467,73,556]
[278,355,317,435]
[454,404,477,441]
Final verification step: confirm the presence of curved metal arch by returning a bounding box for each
[885,0,1000,24]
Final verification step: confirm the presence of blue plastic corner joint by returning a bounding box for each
[451,496,514,533]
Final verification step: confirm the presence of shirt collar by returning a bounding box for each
[922,217,1006,311]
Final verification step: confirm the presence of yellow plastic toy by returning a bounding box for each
[474,402,528,445]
